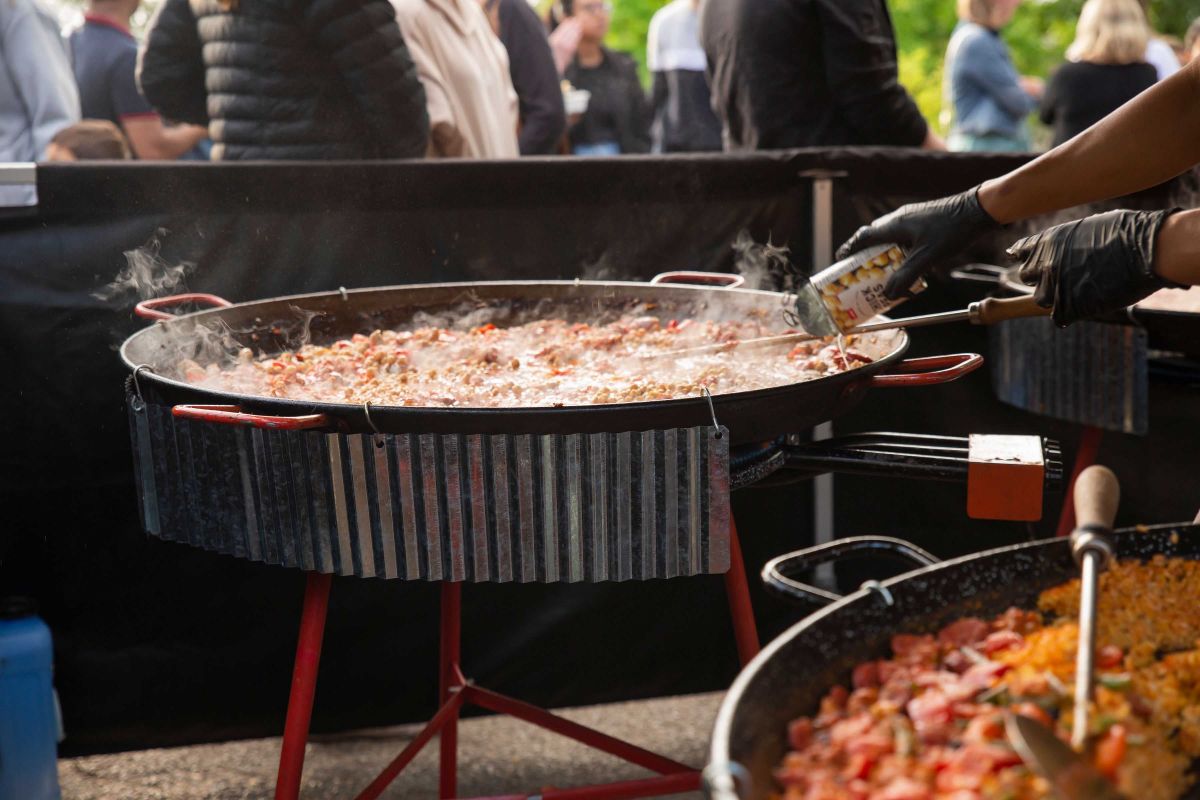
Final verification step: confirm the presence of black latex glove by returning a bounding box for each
[1010,208,1181,326]
[836,186,1003,299]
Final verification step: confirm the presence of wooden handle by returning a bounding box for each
[1073,465,1120,530]
[973,295,1050,325]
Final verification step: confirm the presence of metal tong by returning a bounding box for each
[658,294,1048,359]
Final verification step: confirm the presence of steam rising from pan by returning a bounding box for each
[99,231,332,375]
[731,230,799,293]
[94,229,193,303]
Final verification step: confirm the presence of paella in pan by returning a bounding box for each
[177,307,881,409]
[772,553,1200,800]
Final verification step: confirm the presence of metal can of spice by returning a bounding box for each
[791,244,926,336]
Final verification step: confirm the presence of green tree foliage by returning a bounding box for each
[894,0,1197,133]
[607,0,663,72]
[605,0,1199,124]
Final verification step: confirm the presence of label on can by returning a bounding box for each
[836,280,895,323]
[810,244,923,332]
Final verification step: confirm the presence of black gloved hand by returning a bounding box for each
[836,186,1003,300]
[1010,208,1181,326]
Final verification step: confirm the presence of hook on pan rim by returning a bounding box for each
[131,364,156,404]
[701,385,723,439]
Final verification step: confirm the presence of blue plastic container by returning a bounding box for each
[0,598,60,800]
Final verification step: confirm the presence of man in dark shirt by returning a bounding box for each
[69,0,206,159]
[647,0,721,152]
[482,0,566,155]
[698,0,943,151]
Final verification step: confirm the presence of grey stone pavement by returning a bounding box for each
[59,692,723,800]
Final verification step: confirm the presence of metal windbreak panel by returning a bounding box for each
[346,435,377,579]
[687,427,702,576]
[640,431,655,580]
[372,438,399,580]
[418,434,444,581]
[989,318,1147,435]
[515,435,537,582]
[129,400,160,536]
[615,432,633,581]
[442,435,467,582]
[663,428,679,579]
[395,434,422,580]
[325,435,356,576]
[490,435,513,582]
[564,434,584,583]
[707,427,731,573]
[465,434,490,582]
[539,434,559,583]
[307,434,335,574]
[129,400,732,582]
[589,433,608,582]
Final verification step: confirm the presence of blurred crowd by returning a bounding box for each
[2,0,1199,166]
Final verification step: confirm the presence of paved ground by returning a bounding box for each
[59,692,723,800]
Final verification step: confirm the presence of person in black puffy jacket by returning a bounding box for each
[136,0,429,160]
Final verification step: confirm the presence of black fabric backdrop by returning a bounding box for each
[1,149,1197,755]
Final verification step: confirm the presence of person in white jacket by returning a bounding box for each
[0,0,80,206]
[391,0,518,158]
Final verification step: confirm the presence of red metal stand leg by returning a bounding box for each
[464,685,694,775]
[440,581,463,799]
[355,575,703,800]
[354,690,468,800]
[1055,426,1104,538]
[275,572,333,800]
[461,772,701,800]
[724,517,760,666]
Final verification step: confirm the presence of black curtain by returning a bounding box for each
[2,150,1195,755]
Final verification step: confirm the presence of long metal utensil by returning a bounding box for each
[657,294,1048,358]
[1005,465,1124,799]
[1005,714,1126,800]
[1068,465,1119,751]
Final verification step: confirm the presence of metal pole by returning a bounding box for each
[809,174,838,582]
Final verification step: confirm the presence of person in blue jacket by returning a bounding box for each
[945,0,1043,152]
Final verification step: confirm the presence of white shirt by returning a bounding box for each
[647,0,706,73]
[0,0,80,205]
[1145,38,1180,82]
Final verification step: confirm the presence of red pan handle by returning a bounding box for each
[135,293,233,321]
[172,404,329,430]
[649,271,746,289]
[870,353,984,388]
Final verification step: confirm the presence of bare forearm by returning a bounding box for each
[1155,209,1200,286]
[157,124,206,158]
[979,59,1200,224]
[126,120,206,160]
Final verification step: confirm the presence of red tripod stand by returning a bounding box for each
[273,519,760,800]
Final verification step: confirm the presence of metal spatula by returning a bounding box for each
[1006,713,1126,800]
